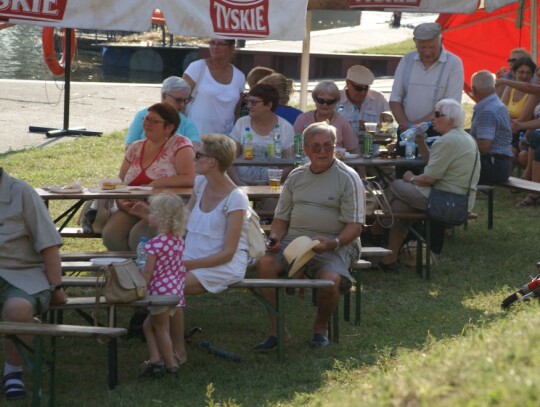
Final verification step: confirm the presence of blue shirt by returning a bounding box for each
[275,105,303,126]
[470,93,512,157]
[125,107,201,145]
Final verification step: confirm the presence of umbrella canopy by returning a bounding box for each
[438,0,539,93]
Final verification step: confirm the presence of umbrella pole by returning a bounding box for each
[29,28,102,138]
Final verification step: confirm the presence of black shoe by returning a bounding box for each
[4,372,26,401]
[309,333,329,348]
[252,335,277,351]
[378,261,400,273]
[137,362,165,380]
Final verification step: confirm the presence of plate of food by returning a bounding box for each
[48,184,84,194]
[90,257,128,266]
[345,153,359,159]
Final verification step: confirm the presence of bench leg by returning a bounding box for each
[275,288,285,362]
[487,189,494,230]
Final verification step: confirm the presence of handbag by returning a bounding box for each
[364,179,394,228]
[102,259,147,304]
[78,199,115,234]
[427,151,479,226]
[398,240,438,268]
[224,191,267,259]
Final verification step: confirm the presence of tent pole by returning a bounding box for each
[531,0,537,62]
[300,11,311,112]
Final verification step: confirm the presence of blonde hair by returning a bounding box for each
[259,73,295,105]
[148,193,187,236]
[201,133,237,172]
[247,66,275,88]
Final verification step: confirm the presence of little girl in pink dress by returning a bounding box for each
[139,193,187,379]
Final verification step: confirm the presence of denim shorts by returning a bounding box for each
[0,278,51,316]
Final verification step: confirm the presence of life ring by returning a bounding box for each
[42,27,76,77]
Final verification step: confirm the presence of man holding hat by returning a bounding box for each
[338,65,390,127]
[390,22,464,134]
[253,122,364,350]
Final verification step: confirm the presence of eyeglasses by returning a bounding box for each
[208,41,229,47]
[434,111,446,118]
[507,58,517,63]
[307,143,335,153]
[348,81,369,92]
[246,98,264,106]
[167,93,192,104]
[195,152,211,160]
[143,116,165,125]
[314,97,337,106]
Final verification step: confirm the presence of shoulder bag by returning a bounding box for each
[102,259,147,304]
[364,179,394,228]
[427,151,479,226]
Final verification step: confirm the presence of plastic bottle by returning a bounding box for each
[273,124,282,159]
[136,236,148,270]
[399,122,431,160]
[243,127,253,160]
[294,133,303,159]
[349,105,361,136]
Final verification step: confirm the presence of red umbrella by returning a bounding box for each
[438,0,538,93]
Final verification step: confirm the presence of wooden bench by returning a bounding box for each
[58,227,102,238]
[0,321,125,407]
[61,251,136,261]
[501,176,540,194]
[477,184,494,230]
[378,211,479,280]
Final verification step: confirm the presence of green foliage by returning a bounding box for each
[348,39,416,55]
[1,133,540,405]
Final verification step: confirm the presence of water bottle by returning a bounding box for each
[399,122,431,160]
[136,236,148,270]
[273,124,282,159]
[243,127,253,160]
[349,105,361,136]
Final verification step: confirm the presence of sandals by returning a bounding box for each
[137,362,165,380]
[516,194,540,208]
[3,372,26,400]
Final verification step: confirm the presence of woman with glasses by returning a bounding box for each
[102,103,195,252]
[183,39,246,135]
[373,99,480,272]
[229,83,295,186]
[125,76,200,148]
[294,80,360,154]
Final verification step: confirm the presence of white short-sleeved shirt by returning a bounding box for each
[229,115,295,185]
[185,59,246,135]
[338,89,390,124]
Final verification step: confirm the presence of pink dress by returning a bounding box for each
[144,234,186,307]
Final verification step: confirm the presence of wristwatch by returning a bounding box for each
[334,237,341,251]
[410,176,415,184]
[50,284,64,292]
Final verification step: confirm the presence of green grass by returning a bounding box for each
[349,39,416,55]
[2,131,540,406]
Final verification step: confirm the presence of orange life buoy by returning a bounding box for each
[42,27,76,77]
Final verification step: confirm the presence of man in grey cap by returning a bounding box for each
[338,65,389,128]
[390,22,464,134]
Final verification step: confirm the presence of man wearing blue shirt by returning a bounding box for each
[125,76,201,147]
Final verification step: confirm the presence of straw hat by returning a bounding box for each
[284,236,321,278]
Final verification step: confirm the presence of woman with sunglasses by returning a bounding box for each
[125,76,200,149]
[183,39,246,136]
[229,83,295,186]
[373,99,480,272]
[102,103,195,252]
[294,80,360,155]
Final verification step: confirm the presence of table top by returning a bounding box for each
[234,156,424,167]
[37,185,282,200]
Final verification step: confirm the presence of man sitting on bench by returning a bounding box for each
[254,122,365,349]
[0,168,67,401]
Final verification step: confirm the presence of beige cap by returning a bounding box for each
[413,22,442,41]
[346,65,374,85]
[284,236,321,278]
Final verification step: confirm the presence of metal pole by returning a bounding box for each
[63,28,72,130]
[300,11,311,112]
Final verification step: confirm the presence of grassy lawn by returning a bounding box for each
[351,39,416,55]
[1,131,540,406]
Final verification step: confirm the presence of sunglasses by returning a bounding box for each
[348,82,369,92]
[314,97,337,106]
[195,152,211,160]
[167,93,192,104]
[308,143,335,153]
[434,111,446,118]
[507,58,517,64]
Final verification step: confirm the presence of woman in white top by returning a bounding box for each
[183,39,246,135]
[229,83,295,185]
[171,133,249,364]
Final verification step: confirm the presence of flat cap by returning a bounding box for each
[413,22,441,41]
[346,65,374,85]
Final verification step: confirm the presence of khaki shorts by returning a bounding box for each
[148,305,179,317]
[0,277,51,316]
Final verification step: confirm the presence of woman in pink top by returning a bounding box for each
[294,80,360,154]
[102,103,195,251]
